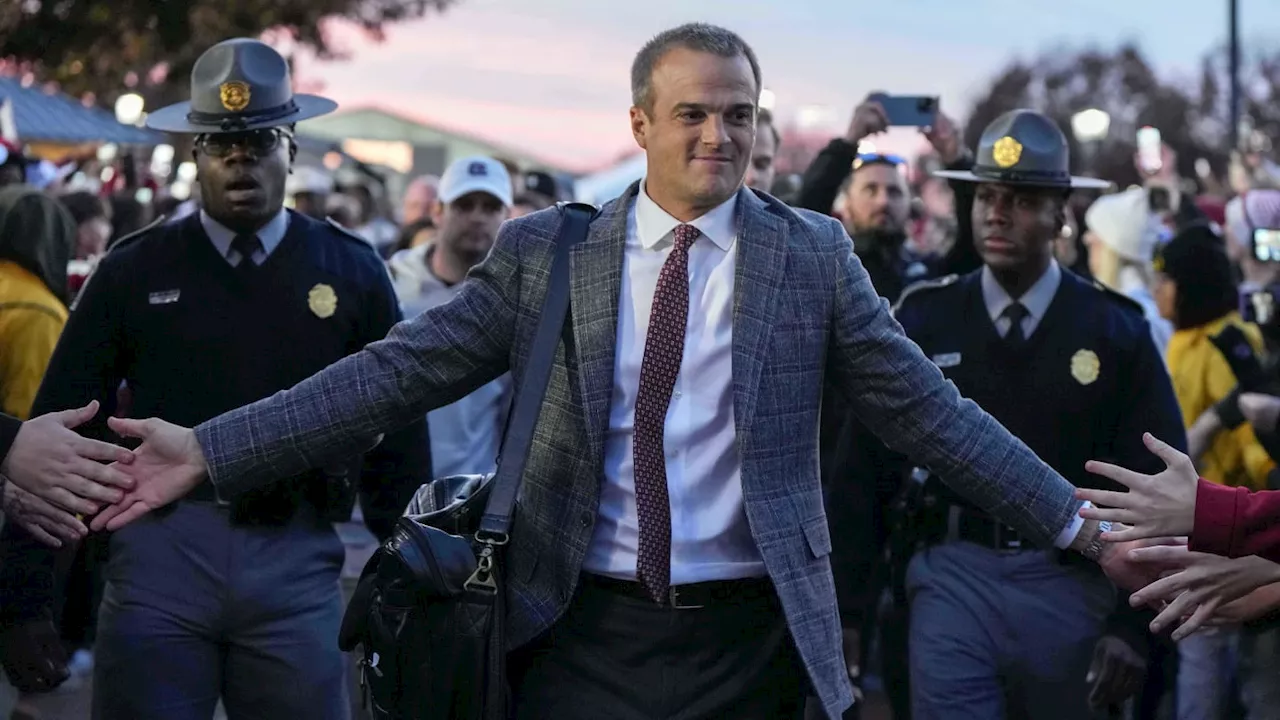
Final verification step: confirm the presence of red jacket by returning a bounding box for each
[1192,479,1280,562]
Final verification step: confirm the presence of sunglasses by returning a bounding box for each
[195,128,293,159]
[853,153,907,170]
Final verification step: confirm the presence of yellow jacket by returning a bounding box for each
[1167,312,1275,489]
[0,260,67,418]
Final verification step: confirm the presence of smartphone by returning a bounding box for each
[1137,126,1163,174]
[1254,227,1280,263]
[1148,187,1171,213]
[868,93,939,128]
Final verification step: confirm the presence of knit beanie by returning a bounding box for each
[1084,188,1161,263]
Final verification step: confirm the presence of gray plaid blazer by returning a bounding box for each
[195,183,1082,718]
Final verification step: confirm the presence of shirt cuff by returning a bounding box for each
[1053,501,1089,549]
[1190,479,1239,557]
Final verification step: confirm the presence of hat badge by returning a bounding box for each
[992,136,1023,168]
[220,81,251,112]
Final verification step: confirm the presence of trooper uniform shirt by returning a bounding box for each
[889,264,1187,650]
[0,209,432,626]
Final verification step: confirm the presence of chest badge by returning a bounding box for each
[931,352,961,368]
[308,283,338,319]
[1070,349,1100,385]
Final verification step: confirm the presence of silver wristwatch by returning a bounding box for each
[1083,521,1112,561]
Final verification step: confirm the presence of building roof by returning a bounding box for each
[298,105,578,176]
[0,76,162,145]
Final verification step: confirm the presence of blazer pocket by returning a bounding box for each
[802,515,832,559]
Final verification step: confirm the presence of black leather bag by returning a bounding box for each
[338,202,596,720]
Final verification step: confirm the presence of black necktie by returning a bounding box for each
[1003,302,1029,345]
[230,233,261,276]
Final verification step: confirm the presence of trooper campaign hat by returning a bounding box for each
[146,38,337,134]
[934,109,1110,190]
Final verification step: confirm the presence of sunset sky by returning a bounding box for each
[303,0,1279,172]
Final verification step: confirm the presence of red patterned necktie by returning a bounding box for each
[633,223,699,603]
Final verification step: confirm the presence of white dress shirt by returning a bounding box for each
[980,259,1088,548]
[583,183,766,583]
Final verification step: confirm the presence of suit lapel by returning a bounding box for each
[570,183,634,461]
[732,188,787,434]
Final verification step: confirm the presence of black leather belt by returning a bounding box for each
[581,573,774,610]
[952,509,1030,551]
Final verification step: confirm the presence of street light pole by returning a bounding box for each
[1229,0,1241,151]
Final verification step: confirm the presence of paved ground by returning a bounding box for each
[21,519,891,719]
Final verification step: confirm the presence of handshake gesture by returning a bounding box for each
[1080,433,1280,640]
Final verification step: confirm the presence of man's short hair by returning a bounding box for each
[631,23,762,113]
[757,108,781,149]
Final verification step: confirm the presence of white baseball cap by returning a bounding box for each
[286,165,335,196]
[438,156,513,207]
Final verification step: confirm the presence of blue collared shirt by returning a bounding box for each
[199,209,290,266]
[981,259,1062,339]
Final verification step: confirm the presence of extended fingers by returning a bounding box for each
[1149,590,1198,633]
[1172,599,1221,641]
[1144,433,1196,474]
[65,459,130,499]
[72,436,135,467]
[1084,460,1147,489]
[89,500,130,532]
[103,501,154,532]
[1126,545,1198,566]
[41,487,99,516]
[1131,572,1193,607]
[19,521,62,548]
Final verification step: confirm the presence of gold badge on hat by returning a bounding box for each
[219,81,251,112]
[1070,349,1100,385]
[308,283,337,319]
[992,136,1023,168]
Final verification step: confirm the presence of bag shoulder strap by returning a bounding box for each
[477,202,597,539]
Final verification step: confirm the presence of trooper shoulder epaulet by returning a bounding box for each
[892,274,959,316]
[325,217,377,253]
[1091,278,1145,316]
[106,214,167,254]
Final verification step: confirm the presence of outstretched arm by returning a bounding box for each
[93,215,547,531]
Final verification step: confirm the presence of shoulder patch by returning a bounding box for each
[892,274,958,316]
[325,217,378,253]
[1090,278,1146,316]
[105,214,166,254]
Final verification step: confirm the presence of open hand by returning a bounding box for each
[1098,534,1188,592]
[0,401,134,513]
[1086,635,1146,711]
[1239,393,1280,435]
[1,479,88,547]
[1076,433,1197,541]
[1126,544,1280,640]
[89,417,209,532]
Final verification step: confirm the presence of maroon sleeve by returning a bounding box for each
[1191,479,1280,563]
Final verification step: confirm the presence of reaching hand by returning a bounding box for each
[89,417,209,532]
[1,477,87,547]
[923,112,963,164]
[846,99,889,146]
[1076,433,1198,541]
[1126,544,1280,640]
[1207,583,1280,627]
[1097,534,1188,592]
[1086,635,1147,711]
[0,401,135,514]
[1239,393,1280,435]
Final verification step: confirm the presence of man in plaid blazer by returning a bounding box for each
[88,23,1168,720]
